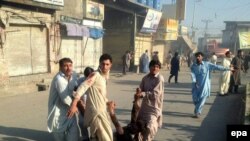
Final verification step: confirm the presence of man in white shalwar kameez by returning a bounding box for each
[219,51,232,96]
[47,58,81,141]
[67,54,113,141]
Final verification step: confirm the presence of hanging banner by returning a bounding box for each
[33,0,64,6]
[83,1,104,20]
[239,32,250,49]
[141,9,162,33]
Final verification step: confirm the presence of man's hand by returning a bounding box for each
[230,66,235,72]
[134,88,143,100]
[67,99,78,118]
[107,101,116,115]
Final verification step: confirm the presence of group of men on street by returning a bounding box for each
[47,48,246,141]
[48,53,164,141]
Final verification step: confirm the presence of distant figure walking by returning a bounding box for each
[152,51,159,61]
[140,50,149,73]
[166,51,173,70]
[228,50,244,94]
[123,50,132,75]
[218,51,232,96]
[211,52,217,73]
[168,52,180,83]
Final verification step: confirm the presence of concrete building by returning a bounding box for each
[0,0,62,88]
[55,0,104,73]
[222,21,250,54]
[97,0,162,72]
[0,0,105,94]
[155,0,196,64]
[198,35,222,52]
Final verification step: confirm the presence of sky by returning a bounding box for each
[162,0,250,40]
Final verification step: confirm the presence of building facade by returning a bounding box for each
[222,21,250,54]
[0,0,62,87]
[0,0,105,90]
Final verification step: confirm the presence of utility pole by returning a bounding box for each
[201,19,212,53]
[191,0,201,43]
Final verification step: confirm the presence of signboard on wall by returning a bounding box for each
[239,32,250,49]
[155,19,178,41]
[33,0,64,6]
[141,9,162,33]
[83,0,104,20]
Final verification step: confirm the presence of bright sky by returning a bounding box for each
[163,0,250,39]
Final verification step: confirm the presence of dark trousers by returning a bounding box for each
[168,73,178,83]
[228,75,239,93]
[228,84,239,93]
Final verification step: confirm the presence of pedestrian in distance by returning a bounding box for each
[166,51,173,70]
[210,52,217,73]
[152,51,159,61]
[190,52,233,118]
[228,49,244,94]
[218,51,232,96]
[122,50,132,75]
[140,50,149,73]
[168,52,180,84]
[47,58,81,141]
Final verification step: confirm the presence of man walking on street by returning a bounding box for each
[47,58,81,141]
[168,52,180,83]
[191,52,232,118]
[140,50,149,73]
[67,54,114,141]
[123,50,132,75]
[218,51,232,96]
[134,60,164,141]
[229,49,244,94]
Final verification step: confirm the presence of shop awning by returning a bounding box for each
[61,22,104,39]
[61,22,89,37]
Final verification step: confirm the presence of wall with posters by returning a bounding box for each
[239,32,250,49]
[83,0,104,21]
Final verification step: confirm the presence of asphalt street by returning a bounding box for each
[0,66,248,141]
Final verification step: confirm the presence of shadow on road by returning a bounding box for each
[113,80,141,86]
[163,111,194,118]
[165,82,192,89]
[0,126,53,141]
[191,87,245,141]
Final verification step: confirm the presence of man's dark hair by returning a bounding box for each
[174,52,179,57]
[99,53,112,63]
[84,67,94,77]
[194,52,204,57]
[59,58,72,67]
[149,60,161,68]
[225,51,231,55]
[238,49,242,54]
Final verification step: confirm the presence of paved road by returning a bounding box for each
[0,67,248,141]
